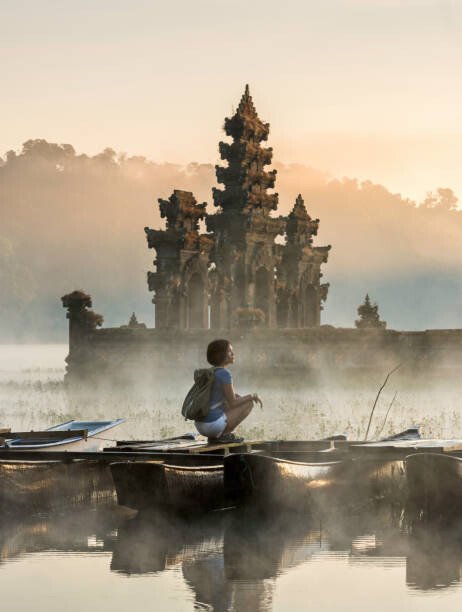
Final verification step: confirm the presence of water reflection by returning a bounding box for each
[3,502,462,610]
[406,528,462,591]
[0,503,123,562]
[111,503,462,608]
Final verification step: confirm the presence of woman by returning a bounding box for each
[194,339,262,442]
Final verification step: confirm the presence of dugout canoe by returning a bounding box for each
[405,453,462,523]
[224,452,349,512]
[223,429,418,512]
[110,441,353,513]
[110,430,417,514]
[110,455,225,513]
[0,458,115,515]
[224,451,407,512]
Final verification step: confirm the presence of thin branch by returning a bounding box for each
[376,391,398,440]
[364,364,401,441]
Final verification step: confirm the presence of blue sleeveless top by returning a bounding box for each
[200,367,232,423]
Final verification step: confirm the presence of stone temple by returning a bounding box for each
[61,87,462,388]
[144,85,331,330]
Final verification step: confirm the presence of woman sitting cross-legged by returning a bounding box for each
[194,339,262,443]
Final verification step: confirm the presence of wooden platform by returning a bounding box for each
[112,437,352,455]
[113,437,266,455]
[1,434,462,464]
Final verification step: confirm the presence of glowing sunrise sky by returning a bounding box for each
[2,0,462,201]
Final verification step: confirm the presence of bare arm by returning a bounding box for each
[222,383,262,409]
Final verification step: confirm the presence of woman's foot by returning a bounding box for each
[208,433,244,444]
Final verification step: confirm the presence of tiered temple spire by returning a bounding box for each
[212,84,278,214]
[145,87,330,329]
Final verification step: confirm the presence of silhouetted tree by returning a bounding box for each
[421,188,458,211]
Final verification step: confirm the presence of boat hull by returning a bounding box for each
[0,459,115,514]
[405,453,462,523]
[224,453,406,513]
[111,460,224,513]
[224,453,348,512]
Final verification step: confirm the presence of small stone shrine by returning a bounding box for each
[355,294,387,329]
[144,86,331,330]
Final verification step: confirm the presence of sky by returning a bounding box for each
[1,0,462,201]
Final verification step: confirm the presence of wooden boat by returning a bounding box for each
[110,429,420,515]
[109,436,356,513]
[224,429,420,513]
[110,454,225,513]
[0,458,115,515]
[224,451,410,512]
[1,419,125,451]
[224,451,352,512]
[405,452,462,523]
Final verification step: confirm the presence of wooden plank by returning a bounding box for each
[2,430,88,440]
[0,428,11,435]
[117,440,209,452]
[114,439,266,454]
[116,434,197,447]
[350,447,443,460]
[352,439,462,451]
[0,449,225,464]
[189,440,265,454]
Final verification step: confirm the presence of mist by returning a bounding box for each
[1,139,461,341]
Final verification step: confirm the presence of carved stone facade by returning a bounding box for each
[145,86,331,329]
[144,190,213,329]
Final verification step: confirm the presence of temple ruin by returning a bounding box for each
[144,86,330,330]
[60,88,462,389]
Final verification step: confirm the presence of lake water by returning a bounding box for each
[1,344,462,611]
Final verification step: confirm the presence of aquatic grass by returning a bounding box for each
[1,361,462,441]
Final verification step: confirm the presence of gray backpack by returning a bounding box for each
[181,367,216,421]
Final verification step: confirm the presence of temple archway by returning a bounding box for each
[288,295,299,328]
[255,267,270,324]
[276,291,289,328]
[303,284,318,327]
[233,266,246,308]
[188,273,206,328]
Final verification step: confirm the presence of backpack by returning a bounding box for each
[181,367,216,421]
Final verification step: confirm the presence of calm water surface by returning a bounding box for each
[2,503,462,611]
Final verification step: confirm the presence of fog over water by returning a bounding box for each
[1,344,462,441]
[0,344,459,441]
[1,345,462,611]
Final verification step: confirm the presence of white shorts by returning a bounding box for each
[194,414,228,439]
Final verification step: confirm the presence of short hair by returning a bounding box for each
[207,339,230,367]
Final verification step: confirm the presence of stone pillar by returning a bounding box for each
[210,290,228,329]
[61,290,103,382]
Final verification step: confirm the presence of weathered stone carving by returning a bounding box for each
[145,87,330,329]
[61,290,103,338]
[61,290,104,381]
[276,195,331,327]
[355,294,387,329]
[145,190,212,329]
